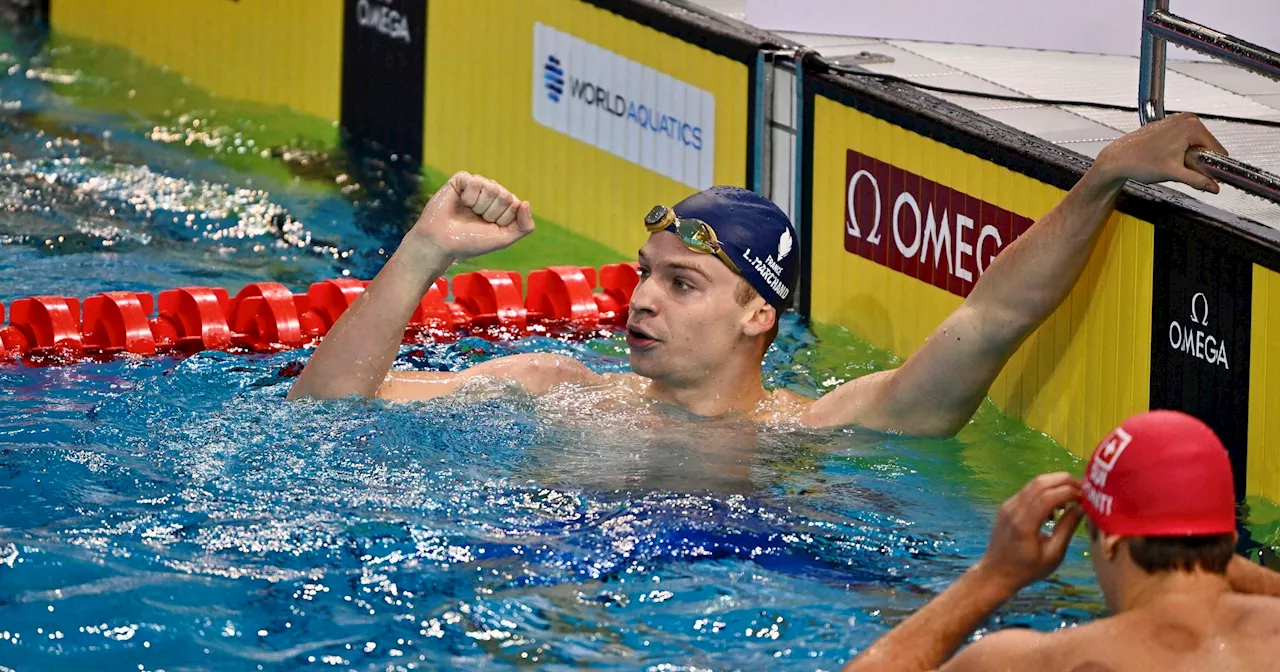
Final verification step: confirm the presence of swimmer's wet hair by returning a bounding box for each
[1128,535,1235,574]
[1089,522,1234,574]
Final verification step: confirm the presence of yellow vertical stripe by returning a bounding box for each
[1249,265,1280,501]
[51,0,343,122]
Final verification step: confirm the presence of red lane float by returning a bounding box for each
[151,287,233,351]
[0,303,16,356]
[526,266,600,329]
[82,292,157,355]
[300,278,368,338]
[227,282,304,351]
[597,262,641,326]
[8,296,83,356]
[452,270,527,329]
[0,263,640,365]
[407,278,470,335]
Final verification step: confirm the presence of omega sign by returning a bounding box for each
[1168,292,1228,369]
[356,0,411,43]
[1148,227,1251,501]
[340,0,425,163]
[844,149,1035,296]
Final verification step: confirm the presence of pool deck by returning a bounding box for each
[690,0,1280,230]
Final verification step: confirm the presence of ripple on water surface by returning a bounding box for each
[0,30,1098,672]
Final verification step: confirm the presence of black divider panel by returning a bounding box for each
[340,0,426,163]
[1150,225,1252,500]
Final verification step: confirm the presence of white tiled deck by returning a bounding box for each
[688,0,1280,228]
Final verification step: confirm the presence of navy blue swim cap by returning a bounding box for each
[671,186,799,310]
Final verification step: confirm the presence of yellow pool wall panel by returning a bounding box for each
[424,0,749,259]
[808,95,1153,460]
[1250,265,1280,502]
[49,0,343,122]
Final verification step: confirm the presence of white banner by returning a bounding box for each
[532,22,716,190]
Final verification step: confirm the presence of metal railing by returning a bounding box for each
[1139,0,1280,203]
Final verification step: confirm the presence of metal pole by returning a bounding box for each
[1138,0,1280,204]
[1191,149,1280,204]
[793,49,807,248]
[1146,11,1280,83]
[751,50,768,194]
[1138,0,1169,124]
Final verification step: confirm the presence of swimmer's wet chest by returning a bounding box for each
[530,374,831,489]
[567,372,815,422]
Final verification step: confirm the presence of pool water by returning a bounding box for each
[0,27,1104,672]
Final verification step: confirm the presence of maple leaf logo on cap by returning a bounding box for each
[778,229,793,261]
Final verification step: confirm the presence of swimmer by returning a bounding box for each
[289,114,1226,436]
[844,410,1280,672]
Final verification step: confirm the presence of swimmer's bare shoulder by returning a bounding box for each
[756,388,814,423]
[376,353,603,401]
[941,595,1280,672]
[938,625,1124,671]
[598,371,646,389]
[917,627,1044,671]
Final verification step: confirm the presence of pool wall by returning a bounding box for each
[33,0,1280,508]
[422,0,755,260]
[800,70,1280,511]
[49,0,343,123]
[808,93,1154,483]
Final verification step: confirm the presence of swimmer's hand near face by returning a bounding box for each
[407,171,536,262]
[975,472,1086,595]
[1092,112,1229,194]
[842,474,1084,672]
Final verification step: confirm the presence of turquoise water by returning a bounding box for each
[0,29,1099,671]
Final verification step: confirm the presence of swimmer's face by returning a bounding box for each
[627,232,771,384]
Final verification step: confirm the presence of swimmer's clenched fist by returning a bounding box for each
[407,172,536,262]
[286,172,538,401]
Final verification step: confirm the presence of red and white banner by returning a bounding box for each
[843,149,1034,297]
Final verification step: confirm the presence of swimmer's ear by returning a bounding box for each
[742,301,777,338]
[1103,534,1124,561]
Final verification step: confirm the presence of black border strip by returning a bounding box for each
[799,80,816,321]
[580,0,782,64]
[9,0,49,46]
[744,52,759,188]
[805,67,1280,273]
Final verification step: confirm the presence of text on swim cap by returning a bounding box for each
[1082,480,1114,517]
[741,247,790,300]
[1084,426,1131,517]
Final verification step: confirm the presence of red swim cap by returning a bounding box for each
[1080,410,1235,537]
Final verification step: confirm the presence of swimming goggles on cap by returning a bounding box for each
[643,205,743,276]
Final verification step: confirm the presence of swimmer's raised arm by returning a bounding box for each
[843,473,1083,672]
[374,353,596,401]
[804,114,1227,436]
[289,172,568,401]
